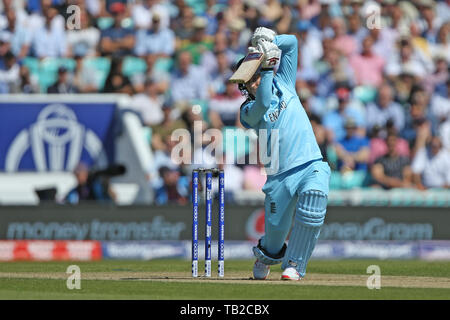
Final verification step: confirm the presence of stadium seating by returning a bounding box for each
[81,57,111,91]
[122,56,147,78]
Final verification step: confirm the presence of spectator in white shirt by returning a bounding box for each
[66,10,100,57]
[131,78,165,127]
[430,22,450,64]
[73,55,100,93]
[132,0,170,30]
[28,0,65,39]
[369,26,399,65]
[366,83,405,133]
[0,7,31,59]
[412,130,450,189]
[430,92,450,126]
[0,0,28,31]
[417,0,443,43]
[296,20,323,72]
[31,6,67,58]
[0,50,20,93]
[435,0,450,25]
[385,36,430,79]
[85,0,102,18]
[440,119,450,151]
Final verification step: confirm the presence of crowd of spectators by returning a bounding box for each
[0,0,449,204]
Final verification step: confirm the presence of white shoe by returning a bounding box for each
[281,267,301,281]
[253,260,270,280]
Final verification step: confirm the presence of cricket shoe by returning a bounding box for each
[281,267,301,281]
[253,260,270,280]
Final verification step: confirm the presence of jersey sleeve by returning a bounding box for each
[239,70,274,128]
[273,34,298,89]
[239,98,253,129]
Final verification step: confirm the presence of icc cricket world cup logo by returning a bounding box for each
[5,104,105,172]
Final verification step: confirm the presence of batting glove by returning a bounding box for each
[257,40,281,70]
[247,46,260,54]
[251,27,276,47]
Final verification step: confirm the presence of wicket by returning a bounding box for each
[192,168,225,278]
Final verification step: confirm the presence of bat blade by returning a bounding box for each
[229,52,263,84]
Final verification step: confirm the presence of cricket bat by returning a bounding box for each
[229,52,264,84]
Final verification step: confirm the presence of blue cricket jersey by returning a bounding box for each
[240,35,323,176]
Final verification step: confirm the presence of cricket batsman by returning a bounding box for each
[232,27,331,280]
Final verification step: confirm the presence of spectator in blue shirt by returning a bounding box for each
[316,42,355,98]
[200,0,220,35]
[64,162,117,204]
[26,0,64,13]
[401,89,438,148]
[47,66,79,94]
[323,83,366,142]
[154,166,189,205]
[134,13,175,58]
[170,50,209,104]
[334,118,370,172]
[366,83,406,134]
[99,2,135,57]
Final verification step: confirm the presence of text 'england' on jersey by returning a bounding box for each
[247,78,322,176]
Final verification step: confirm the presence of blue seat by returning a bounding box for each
[36,58,76,92]
[58,58,77,71]
[83,57,111,90]
[190,99,209,122]
[97,17,114,30]
[186,0,206,14]
[84,57,111,72]
[154,57,174,73]
[354,85,377,104]
[221,126,256,162]
[330,170,366,190]
[40,57,76,73]
[39,57,61,73]
[22,57,39,74]
[38,70,57,93]
[122,56,147,77]
[329,171,342,190]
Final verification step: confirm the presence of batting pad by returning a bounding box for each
[281,190,328,276]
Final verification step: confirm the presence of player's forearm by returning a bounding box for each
[273,34,297,86]
[254,70,274,110]
[240,71,274,126]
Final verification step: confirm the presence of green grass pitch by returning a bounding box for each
[0,259,449,300]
